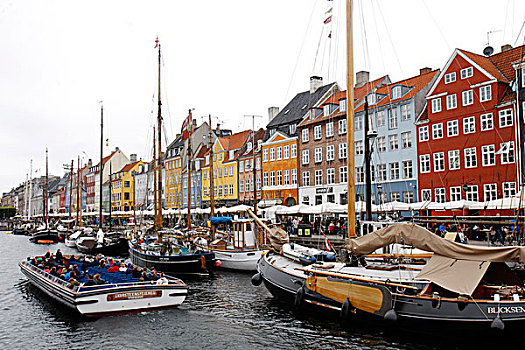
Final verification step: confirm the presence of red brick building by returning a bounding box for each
[417,45,524,214]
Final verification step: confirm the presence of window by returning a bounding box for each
[323,104,331,116]
[401,131,412,148]
[339,166,347,183]
[367,93,376,105]
[327,168,335,184]
[481,144,495,166]
[388,108,398,129]
[239,162,243,173]
[283,145,289,159]
[503,182,516,198]
[276,170,282,186]
[218,185,223,196]
[444,72,456,84]
[274,147,280,160]
[291,144,297,158]
[460,67,473,79]
[419,126,429,142]
[484,183,497,201]
[480,113,493,131]
[448,150,460,170]
[462,90,473,106]
[432,123,443,139]
[464,147,477,168]
[390,162,400,180]
[450,186,461,201]
[326,145,335,160]
[218,153,222,161]
[302,150,309,165]
[446,94,457,109]
[465,185,478,201]
[340,99,347,112]
[283,169,289,185]
[315,170,323,185]
[326,122,334,137]
[420,154,431,173]
[377,137,386,152]
[376,110,385,126]
[302,129,309,142]
[392,86,402,99]
[431,98,441,113]
[338,119,347,135]
[389,134,399,150]
[401,104,410,121]
[263,149,268,161]
[355,115,363,131]
[124,181,130,188]
[289,124,296,135]
[445,120,458,137]
[403,191,414,203]
[356,167,364,183]
[339,143,347,159]
[435,188,446,203]
[463,117,475,134]
[499,109,513,127]
[354,141,363,155]
[314,147,322,163]
[229,166,233,176]
[421,189,432,201]
[239,180,244,193]
[314,125,322,140]
[230,184,234,195]
[500,141,515,164]
[402,160,413,179]
[433,152,445,171]
[269,148,275,161]
[480,85,491,102]
[291,169,297,185]
[263,172,268,187]
[377,164,387,181]
[269,171,275,186]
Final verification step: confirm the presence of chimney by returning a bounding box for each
[114,147,119,152]
[310,76,323,94]
[215,123,221,135]
[88,159,92,167]
[268,106,280,122]
[501,44,512,52]
[130,154,137,162]
[192,119,197,127]
[355,71,369,88]
[419,67,432,75]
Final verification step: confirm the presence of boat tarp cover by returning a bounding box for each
[345,223,525,263]
[210,217,233,225]
[269,227,289,252]
[416,255,490,295]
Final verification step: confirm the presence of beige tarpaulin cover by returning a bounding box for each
[416,255,491,295]
[269,227,289,252]
[345,223,525,263]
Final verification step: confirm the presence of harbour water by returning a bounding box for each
[0,232,507,349]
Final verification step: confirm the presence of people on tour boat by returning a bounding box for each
[68,278,80,289]
[93,274,105,285]
[55,249,63,263]
[84,274,96,286]
[156,273,168,285]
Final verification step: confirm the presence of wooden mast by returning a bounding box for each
[45,148,48,229]
[99,102,104,230]
[76,156,80,227]
[252,117,258,215]
[209,114,215,240]
[346,0,356,236]
[153,126,157,231]
[156,38,163,238]
[68,159,73,221]
[187,109,192,230]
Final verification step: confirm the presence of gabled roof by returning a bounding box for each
[117,161,142,174]
[267,82,338,128]
[203,130,251,163]
[236,129,265,159]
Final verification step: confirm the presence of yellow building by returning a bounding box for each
[110,160,145,211]
[201,130,250,207]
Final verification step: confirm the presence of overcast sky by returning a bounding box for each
[1,0,524,195]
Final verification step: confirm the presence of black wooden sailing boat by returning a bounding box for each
[128,37,215,276]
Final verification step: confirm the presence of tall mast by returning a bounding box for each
[364,101,372,221]
[252,117,258,215]
[153,126,157,232]
[45,148,49,229]
[209,114,215,240]
[24,173,28,218]
[187,109,192,230]
[68,159,73,221]
[28,159,32,219]
[133,172,136,233]
[156,38,163,236]
[76,156,80,227]
[99,102,104,230]
[346,0,356,236]
[109,163,112,230]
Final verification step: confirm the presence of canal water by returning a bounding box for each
[0,232,505,349]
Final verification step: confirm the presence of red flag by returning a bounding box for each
[328,31,332,38]
[324,15,332,24]
[154,36,159,48]
[181,114,193,141]
[321,231,334,252]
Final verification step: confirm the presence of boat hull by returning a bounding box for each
[257,251,307,301]
[213,249,266,272]
[20,260,187,317]
[29,230,59,243]
[129,243,215,277]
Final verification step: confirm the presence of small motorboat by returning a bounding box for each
[29,229,59,244]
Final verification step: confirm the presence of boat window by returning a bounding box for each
[246,223,251,231]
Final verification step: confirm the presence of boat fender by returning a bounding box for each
[340,298,352,319]
[384,309,398,322]
[491,316,504,331]
[215,260,222,267]
[294,286,305,307]
[251,272,263,286]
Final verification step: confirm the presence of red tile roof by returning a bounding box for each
[118,161,141,173]
[459,45,525,82]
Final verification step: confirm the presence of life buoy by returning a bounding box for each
[251,272,263,286]
[294,286,304,307]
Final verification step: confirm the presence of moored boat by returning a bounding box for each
[29,229,59,244]
[19,254,187,317]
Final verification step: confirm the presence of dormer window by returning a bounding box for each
[392,86,402,99]
[257,140,262,150]
[367,94,376,105]
[340,99,346,112]
[323,105,331,116]
[247,142,252,151]
[289,124,296,135]
[229,150,234,159]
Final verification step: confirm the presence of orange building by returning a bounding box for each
[261,131,298,207]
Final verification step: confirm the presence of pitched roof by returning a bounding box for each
[267,83,338,128]
[458,45,525,82]
[118,161,141,173]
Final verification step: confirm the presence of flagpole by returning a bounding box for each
[187,109,192,230]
